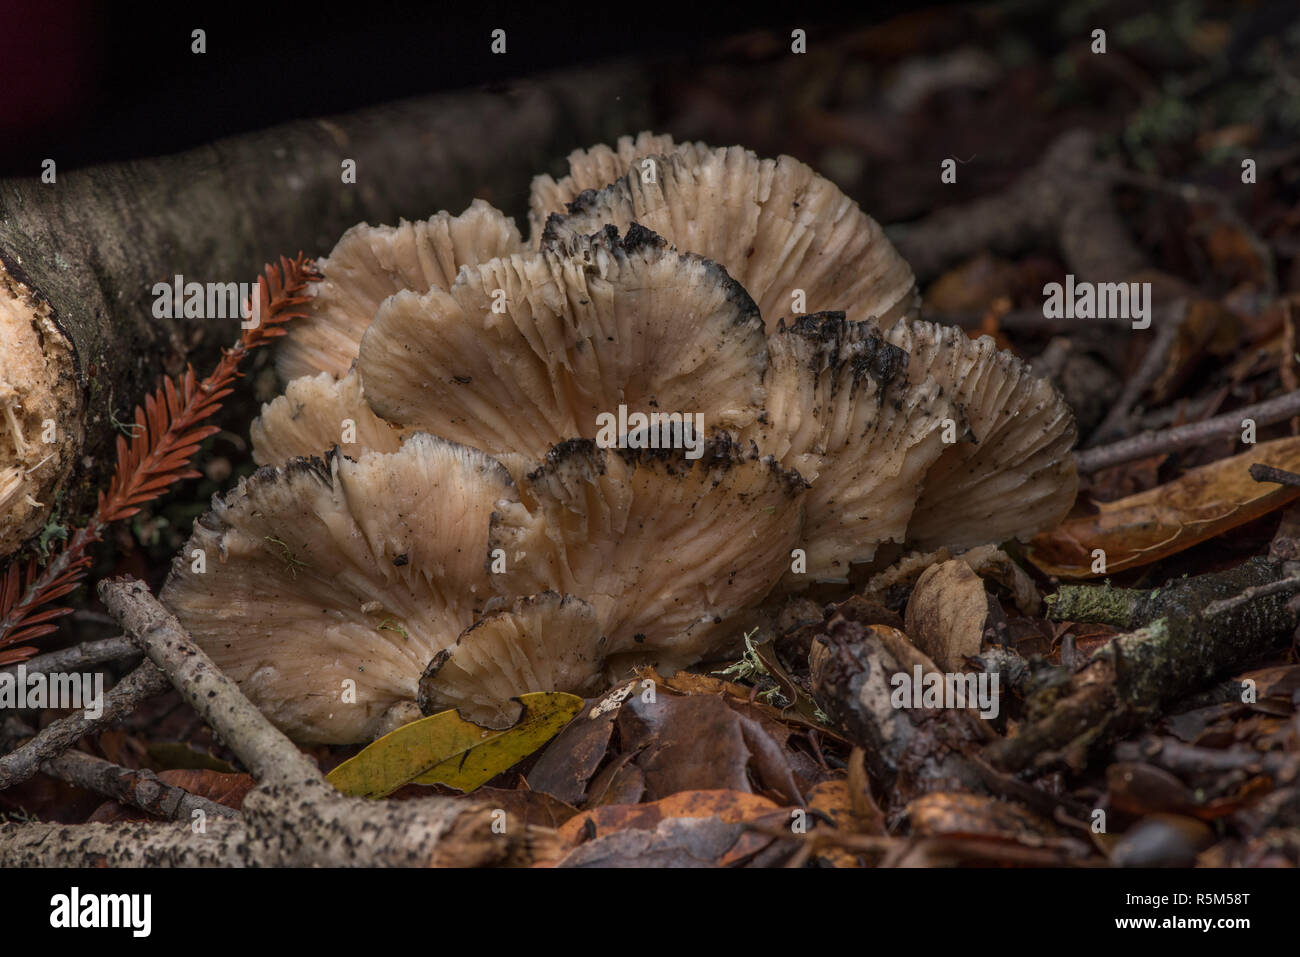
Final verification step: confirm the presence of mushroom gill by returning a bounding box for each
[161,433,515,744]
[277,199,523,382]
[543,140,918,331]
[417,591,607,729]
[489,434,807,667]
[743,313,959,583]
[884,319,1078,550]
[355,224,768,465]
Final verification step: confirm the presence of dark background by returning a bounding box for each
[0,1,908,175]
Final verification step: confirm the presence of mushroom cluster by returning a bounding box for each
[162,134,1077,742]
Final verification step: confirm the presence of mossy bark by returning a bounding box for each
[989,558,1294,773]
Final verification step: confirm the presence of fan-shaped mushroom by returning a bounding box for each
[249,370,410,466]
[277,200,523,382]
[417,591,606,729]
[543,142,917,331]
[491,433,806,667]
[744,313,958,583]
[885,319,1078,550]
[355,224,768,465]
[527,131,708,241]
[161,433,515,744]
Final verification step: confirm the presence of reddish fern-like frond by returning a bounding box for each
[0,254,320,656]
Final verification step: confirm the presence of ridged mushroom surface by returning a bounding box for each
[277,200,523,381]
[418,591,606,729]
[745,313,958,582]
[885,319,1078,550]
[250,370,409,466]
[490,434,807,666]
[357,225,768,464]
[545,144,917,332]
[161,434,515,744]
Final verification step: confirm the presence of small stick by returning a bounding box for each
[1249,463,1300,487]
[1085,300,1187,446]
[0,718,237,822]
[1075,389,1300,473]
[1204,573,1300,616]
[0,635,138,677]
[0,661,169,791]
[98,578,320,791]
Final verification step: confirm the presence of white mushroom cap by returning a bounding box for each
[160,433,516,744]
[744,313,957,583]
[527,131,708,241]
[356,224,769,464]
[249,370,410,466]
[884,319,1078,550]
[488,434,807,667]
[277,200,523,382]
[543,145,917,333]
[417,591,607,729]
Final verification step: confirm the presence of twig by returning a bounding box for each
[989,558,1296,774]
[98,578,316,789]
[0,718,237,822]
[0,662,170,791]
[1,635,138,677]
[1085,301,1188,446]
[1075,389,1300,473]
[1250,463,1300,487]
[1204,574,1300,616]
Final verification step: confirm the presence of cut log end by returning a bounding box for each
[0,258,82,553]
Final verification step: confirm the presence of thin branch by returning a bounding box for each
[1085,300,1187,446]
[0,662,170,791]
[1250,463,1300,487]
[0,577,561,867]
[98,578,325,790]
[1,718,237,822]
[1,635,138,677]
[1075,389,1300,473]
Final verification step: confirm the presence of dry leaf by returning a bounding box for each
[1027,437,1300,578]
[904,560,988,671]
[557,789,783,847]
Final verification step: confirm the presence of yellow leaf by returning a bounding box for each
[326,692,584,799]
[1027,437,1300,578]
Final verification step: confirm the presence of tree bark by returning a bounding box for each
[0,64,648,557]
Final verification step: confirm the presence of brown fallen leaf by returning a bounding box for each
[904,560,989,671]
[617,692,806,806]
[904,791,1062,841]
[554,813,789,868]
[556,789,784,847]
[1027,436,1300,578]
